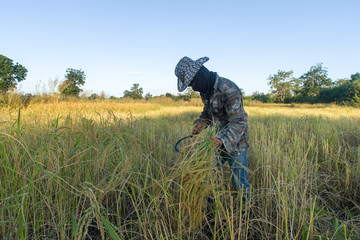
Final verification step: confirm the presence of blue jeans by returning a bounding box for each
[217,150,250,199]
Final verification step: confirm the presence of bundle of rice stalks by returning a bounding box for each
[175,132,219,231]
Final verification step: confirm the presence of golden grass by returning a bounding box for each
[0,99,359,239]
[2,100,359,123]
[247,104,360,119]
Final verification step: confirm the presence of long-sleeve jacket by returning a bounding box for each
[195,75,249,154]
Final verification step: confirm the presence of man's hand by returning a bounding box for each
[208,136,223,148]
[192,122,204,135]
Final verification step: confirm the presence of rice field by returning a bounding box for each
[0,99,359,239]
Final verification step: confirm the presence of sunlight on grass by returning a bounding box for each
[0,100,359,239]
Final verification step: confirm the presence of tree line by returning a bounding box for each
[0,54,198,102]
[1,54,359,105]
[259,63,360,105]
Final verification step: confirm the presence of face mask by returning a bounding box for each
[190,67,209,93]
[191,77,208,93]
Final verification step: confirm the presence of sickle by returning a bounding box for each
[174,135,193,153]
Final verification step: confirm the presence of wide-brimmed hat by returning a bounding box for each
[175,56,209,92]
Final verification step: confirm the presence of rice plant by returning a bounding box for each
[0,100,359,239]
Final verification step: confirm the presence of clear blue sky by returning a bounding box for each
[2,0,359,97]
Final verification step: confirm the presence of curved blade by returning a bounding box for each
[174,135,193,153]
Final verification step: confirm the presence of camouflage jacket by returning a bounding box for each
[195,75,249,154]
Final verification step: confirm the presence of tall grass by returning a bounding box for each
[0,101,359,239]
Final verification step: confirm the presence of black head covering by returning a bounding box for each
[190,66,217,101]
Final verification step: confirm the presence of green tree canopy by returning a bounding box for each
[251,91,273,103]
[58,68,86,97]
[144,92,153,100]
[298,63,332,97]
[351,72,360,82]
[334,78,350,86]
[123,83,143,99]
[268,70,295,103]
[183,88,200,98]
[0,55,28,93]
[344,74,360,105]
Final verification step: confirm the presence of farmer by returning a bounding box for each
[174,56,250,198]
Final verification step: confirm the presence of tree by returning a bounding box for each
[88,92,105,100]
[268,70,295,103]
[144,92,153,100]
[165,93,174,98]
[183,88,200,99]
[298,63,332,97]
[251,91,273,103]
[0,55,28,93]
[348,80,360,105]
[334,78,349,86]
[351,72,360,82]
[58,68,86,97]
[123,83,143,99]
[239,88,245,96]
